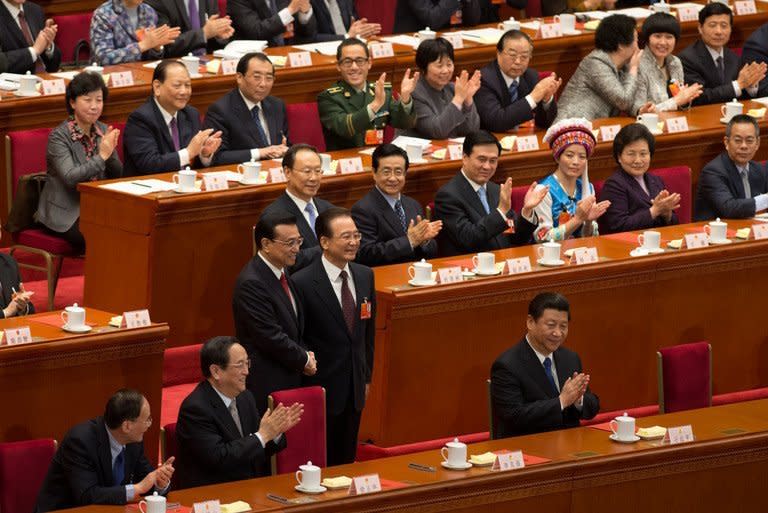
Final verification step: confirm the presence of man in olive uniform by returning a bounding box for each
[317,38,418,150]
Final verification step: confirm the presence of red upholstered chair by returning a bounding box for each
[657,341,712,414]
[161,343,202,428]
[218,0,227,17]
[0,438,57,513]
[160,423,178,462]
[487,379,495,439]
[356,432,489,462]
[525,0,543,18]
[268,386,326,474]
[105,120,127,162]
[713,386,768,406]
[286,103,326,151]
[510,184,528,213]
[53,13,92,66]
[649,166,692,223]
[580,404,659,426]
[356,0,395,34]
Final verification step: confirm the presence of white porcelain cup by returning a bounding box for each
[440,438,467,466]
[472,252,496,274]
[704,218,727,242]
[84,62,104,76]
[651,1,670,13]
[418,27,436,40]
[319,153,332,172]
[408,259,433,283]
[181,54,199,76]
[237,161,262,183]
[537,241,561,263]
[295,461,321,489]
[19,73,37,95]
[721,99,744,121]
[554,13,576,32]
[173,169,197,191]
[406,143,423,162]
[636,113,659,132]
[609,412,636,441]
[61,303,86,329]
[139,492,166,513]
[637,230,661,250]
[500,17,521,31]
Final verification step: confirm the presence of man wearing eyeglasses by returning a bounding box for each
[475,30,560,133]
[233,212,316,412]
[293,207,375,465]
[261,144,336,271]
[317,38,418,150]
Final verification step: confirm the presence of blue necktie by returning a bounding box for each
[478,186,490,215]
[543,357,558,395]
[112,448,125,486]
[250,105,269,147]
[394,199,407,232]
[305,203,317,235]
[508,80,518,102]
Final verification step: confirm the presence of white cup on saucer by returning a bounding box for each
[237,161,262,183]
[721,99,743,122]
[84,62,104,76]
[406,143,423,162]
[441,438,467,467]
[500,17,521,31]
[610,412,636,442]
[537,241,561,264]
[181,53,200,76]
[417,27,436,41]
[138,492,166,513]
[637,230,661,251]
[636,113,659,132]
[472,252,496,274]
[408,259,433,284]
[295,461,322,490]
[704,218,727,242]
[319,153,332,172]
[19,72,37,95]
[173,169,197,192]
[554,13,576,32]
[61,303,86,330]
[651,0,670,13]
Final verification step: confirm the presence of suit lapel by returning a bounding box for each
[279,193,318,245]
[552,349,570,391]
[456,174,488,217]
[255,258,297,323]
[262,98,279,145]
[232,90,262,147]
[0,6,26,47]
[203,381,243,439]
[96,419,116,485]
[173,0,192,28]
[372,189,406,235]
[312,261,351,342]
[723,155,747,198]
[350,264,369,336]
[149,99,175,151]
[521,341,558,399]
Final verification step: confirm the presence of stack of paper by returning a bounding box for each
[614,7,654,18]
[100,179,176,195]
[670,2,705,11]
[460,28,505,45]
[381,35,420,48]
[391,135,432,149]
[293,41,342,56]
[213,40,268,60]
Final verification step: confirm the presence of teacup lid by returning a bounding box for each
[446,437,465,447]
[301,460,319,470]
[67,302,84,312]
[146,491,165,501]
[421,27,435,34]
[617,411,634,420]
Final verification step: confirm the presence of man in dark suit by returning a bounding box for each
[476,30,560,133]
[228,0,316,46]
[233,212,316,412]
[695,114,768,220]
[434,131,547,257]
[740,22,768,97]
[0,0,60,74]
[351,144,441,266]
[146,0,234,57]
[0,51,7,72]
[310,0,379,41]
[123,60,222,176]
[175,337,302,489]
[261,144,335,271]
[293,207,375,465]
[392,0,495,33]
[35,389,174,512]
[491,292,599,439]
[678,3,766,106]
[0,252,34,317]
[205,52,289,166]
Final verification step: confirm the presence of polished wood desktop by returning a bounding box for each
[58,399,768,512]
[0,308,168,462]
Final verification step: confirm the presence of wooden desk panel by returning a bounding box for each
[0,308,169,462]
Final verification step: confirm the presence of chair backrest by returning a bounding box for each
[105,120,127,163]
[286,103,326,152]
[53,13,92,66]
[525,0,543,18]
[5,129,53,214]
[657,341,712,413]
[268,386,326,473]
[218,0,227,16]
[649,166,692,224]
[161,423,178,462]
[162,343,203,387]
[0,438,57,513]
[355,0,395,34]
[486,378,495,440]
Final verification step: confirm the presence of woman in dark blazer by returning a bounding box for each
[598,123,680,234]
[36,72,122,253]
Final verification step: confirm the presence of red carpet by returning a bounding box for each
[23,275,84,312]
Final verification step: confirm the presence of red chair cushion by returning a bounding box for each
[649,166,692,224]
[14,229,77,255]
[270,386,326,472]
[161,383,196,428]
[162,422,178,461]
[659,341,710,413]
[580,404,659,426]
[163,343,203,387]
[7,128,53,199]
[356,432,489,462]
[713,387,768,406]
[0,439,56,513]
[52,13,92,64]
[286,103,326,152]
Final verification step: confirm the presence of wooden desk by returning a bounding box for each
[0,308,168,462]
[59,399,768,512]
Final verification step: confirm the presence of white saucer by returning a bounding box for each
[408,278,437,287]
[172,186,202,193]
[644,247,665,254]
[609,434,640,443]
[562,29,582,35]
[649,128,663,135]
[441,461,472,470]
[472,268,501,276]
[709,238,733,245]
[630,248,649,257]
[295,484,327,494]
[719,117,731,124]
[537,258,565,267]
[14,90,41,97]
[237,178,262,185]
[189,73,204,79]
[63,324,92,333]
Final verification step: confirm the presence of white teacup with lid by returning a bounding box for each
[139,492,166,513]
[408,259,433,284]
[237,160,262,183]
[441,437,468,467]
[84,62,104,75]
[500,17,521,31]
[181,53,200,76]
[19,71,38,95]
[295,460,322,490]
[173,167,197,192]
[61,303,86,329]
[704,217,728,242]
[609,412,637,442]
[418,27,437,40]
[721,98,744,122]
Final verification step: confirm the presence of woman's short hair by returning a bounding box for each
[641,12,681,44]
[612,123,656,163]
[595,14,637,53]
[65,71,108,115]
[415,38,454,72]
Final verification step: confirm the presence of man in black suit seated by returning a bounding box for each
[0,0,61,74]
[228,0,316,46]
[35,389,175,513]
[123,60,222,176]
[695,114,768,220]
[491,292,599,439]
[233,212,317,412]
[146,0,234,57]
[310,0,380,41]
[175,336,302,489]
[475,30,560,133]
[678,3,766,106]
[205,52,289,166]
[434,130,547,257]
[392,0,496,34]
[740,22,768,97]
[261,144,335,271]
[293,207,375,465]
[351,143,441,266]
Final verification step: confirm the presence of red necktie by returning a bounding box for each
[18,11,44,72]
[340,270,355,335]
[279,272,293,303]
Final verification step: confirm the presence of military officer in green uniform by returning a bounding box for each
[318,38,419,151]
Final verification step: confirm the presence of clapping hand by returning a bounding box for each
[400,68,419,104]
[258,402,304,441]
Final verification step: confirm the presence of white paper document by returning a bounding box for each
[293,41,342,56]
[391,136,432,149]
[380,35,420,48]
[459,28,505,44]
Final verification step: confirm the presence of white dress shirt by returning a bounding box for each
[321,255,356,307]
[285,189,319,229]
[239,90,273,161]
[736,163,768,211]
[275,1,313,26]
[153,98,212,168]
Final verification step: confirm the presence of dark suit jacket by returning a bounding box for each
[393,0,493,33]
[35,417,155,512]
[741,22,768,97]
[175,381,286,489]
[228,0,317,46]
[146,0,227,57]
[678,40,742,106]
[293,258,375,416]
[0,1,61,74]
[434,171,536,257]
[0,51,8,73]
[597,168,679,234]
[491,337,599,439]
[204,88,289,166]
[261,192,335,271]
[123,97,202,176]
[233,255,306,412]
[475,62,557,133]
[311,0,355,41]
[694,152,768,220]
[351,187,437,266]
[0,252,35,318]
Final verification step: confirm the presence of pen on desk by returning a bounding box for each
[408,462,436,472]
[266,493,289,504]
[131,181,153,188]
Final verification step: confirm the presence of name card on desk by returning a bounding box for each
[539,23,562,39]
[121,309,151,328]
[663,424,694,445]
[110,71,134,87]
[665,116,689,133]
[221,59,238,75]
[735,0,757,15]
[441,32,464,49]
[348,474,381,495]
[202,173,229,191]
[5,327,32,345]
[288,51,312,68]
[492,450,525,471]
[515,135,539,152]
[436,266,462,284]
[676,6,698,22]
[506,257,532,275]
[753,223,768,239]
[339,157,364,174]
[447,144,463,160]
[193,500,221,513]
[269,168,287,183]
[41,79,65,95]
[572,247,598,265]
[599,124,621,142]
[684,232,708,249]
[369,42,395,58]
